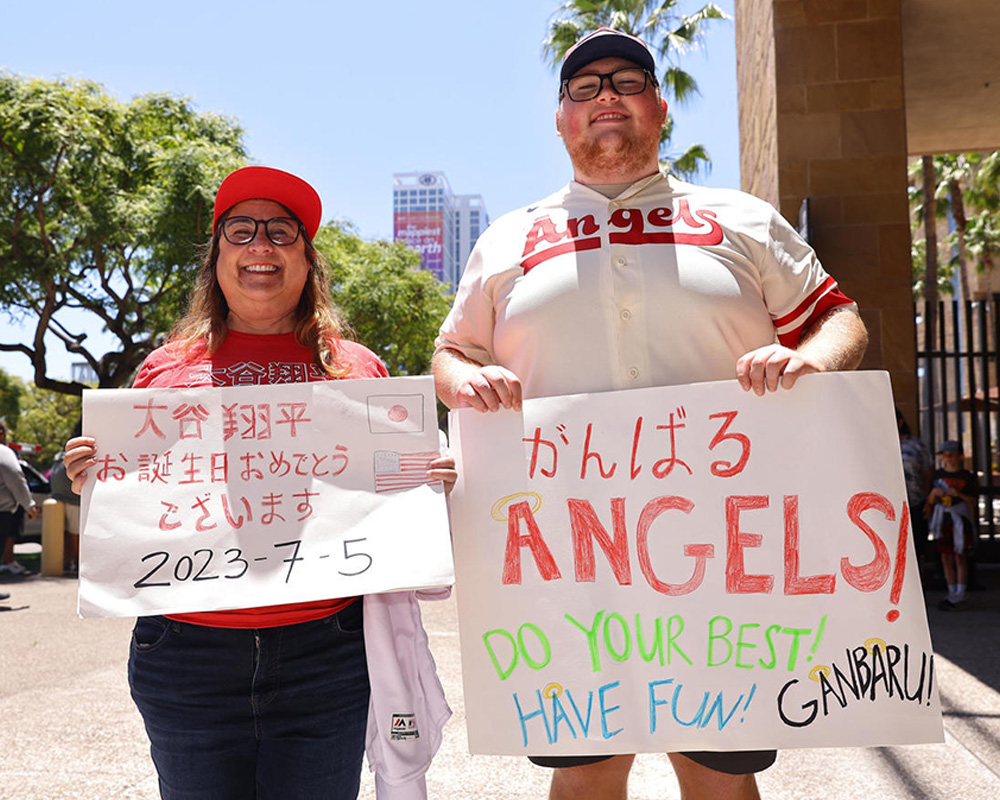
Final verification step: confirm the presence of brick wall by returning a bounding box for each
[735,0,917,422]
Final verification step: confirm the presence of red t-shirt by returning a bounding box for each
[133,330,389,628]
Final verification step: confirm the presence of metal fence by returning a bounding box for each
[916,298,999,541]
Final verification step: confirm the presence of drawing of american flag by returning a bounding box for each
[373,450,439,493]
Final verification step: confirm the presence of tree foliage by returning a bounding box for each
[14,385,82,469]
[315,222,453,376]
[0,369,27,430]
[0,71,248,394]
[908,151,1000,299]
[543,0,728,179]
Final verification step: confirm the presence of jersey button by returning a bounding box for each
[620,309,632,320]
[627,367,639,379]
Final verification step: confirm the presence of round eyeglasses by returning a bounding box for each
[220,216,304,246]
[561,67,657,102]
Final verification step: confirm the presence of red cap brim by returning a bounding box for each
[213,166,322,240]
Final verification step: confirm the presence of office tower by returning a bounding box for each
[392,172,489,289]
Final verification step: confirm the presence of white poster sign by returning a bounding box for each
[78,376,454,618]
[448,372,943,754]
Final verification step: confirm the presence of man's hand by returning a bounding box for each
[25,506,39,521]
[432,347,523,413]
[737,306,868,395]
[454,365,522,413]
[736,345,825,395]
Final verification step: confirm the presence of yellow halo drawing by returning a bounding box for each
[864,637,887,654]
[543,682,563,699]
[491,492,543,522]
[808,665,830,682]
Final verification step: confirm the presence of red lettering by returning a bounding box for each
[708,411,751,477]
[636,496,713,595]
[569,498,631,585]
[502,501,562,585]
[647,207,675,227]
[725,495,774,593]
[522,216,566,258]
[608,207,645,243]
[842,492,894,592]
[629,416,643,480]
[783,495,835,594]
[567,214,599,237]
[580,423,617,479]
[608,202,724,246]
[890,503,910,607]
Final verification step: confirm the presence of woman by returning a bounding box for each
[64,166,454,799]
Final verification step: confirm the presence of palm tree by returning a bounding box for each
[543,0,727,179]
[909,152,1000,301]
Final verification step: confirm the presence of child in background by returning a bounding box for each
[925,440,978,610]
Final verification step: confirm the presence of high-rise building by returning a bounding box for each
[392,172,489,289]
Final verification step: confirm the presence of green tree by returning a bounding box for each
[0,71,248,395]
[0,368,28,430]
[543,0,728,178]
[314,222,453,376]
[908,152,1000,299]
[14,384,82,468]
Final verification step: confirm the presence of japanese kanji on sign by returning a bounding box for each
[78,375,454,617]
[447,371,943,755]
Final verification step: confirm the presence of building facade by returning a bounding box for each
[392,171,488,289]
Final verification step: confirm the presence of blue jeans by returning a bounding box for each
[128,601,370,800]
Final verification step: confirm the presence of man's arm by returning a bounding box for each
[736,305,868,395]
[432,347,523,413]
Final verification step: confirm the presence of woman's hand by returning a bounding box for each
[63,436,98,494]
[427,452,458,496]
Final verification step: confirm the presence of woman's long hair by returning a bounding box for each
[169,214,353,378]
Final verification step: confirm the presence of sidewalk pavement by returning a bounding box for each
[2,565,999,799]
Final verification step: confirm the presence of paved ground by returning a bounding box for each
[2,558,1000,799]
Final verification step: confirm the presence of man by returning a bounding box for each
[433,27,867,800]
[0,419,39,576]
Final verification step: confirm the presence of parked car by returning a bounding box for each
[19,459,51,542]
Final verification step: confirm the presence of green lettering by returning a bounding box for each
[565,610,606,673]
[736,622,760,669]
[707,615,734,667]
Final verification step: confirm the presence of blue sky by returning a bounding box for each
[0,0,739,382]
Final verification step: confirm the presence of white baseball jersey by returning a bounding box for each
[436,173,854,399]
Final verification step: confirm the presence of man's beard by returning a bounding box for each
[563,125,661,181]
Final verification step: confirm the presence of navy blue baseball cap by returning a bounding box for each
[560,27,657,82]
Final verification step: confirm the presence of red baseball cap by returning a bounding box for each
[213,166,323,240]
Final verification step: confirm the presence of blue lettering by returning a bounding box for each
[513,690,553,746]
[599,681,624,739]
[648,679,675,733]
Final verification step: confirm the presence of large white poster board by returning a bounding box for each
[448,372,943,754]
[78,376,454,618]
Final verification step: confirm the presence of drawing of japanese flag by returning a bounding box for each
[367,393,425,433]
[374,450,438,493]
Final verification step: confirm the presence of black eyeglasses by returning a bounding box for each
[220,216,304,246]
[560,67,657,102]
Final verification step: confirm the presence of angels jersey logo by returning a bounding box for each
[519,199,724,273]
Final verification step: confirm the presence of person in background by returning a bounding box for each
[0,419,39,576]
[925,440,977,610]
[64,166,454,800]
[896,408,932,565]
[433,27,867,800]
